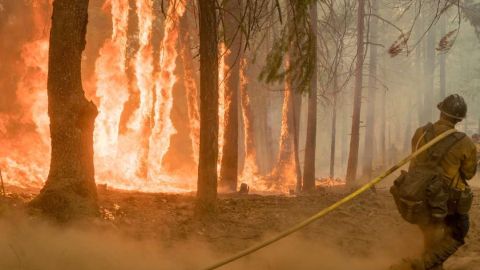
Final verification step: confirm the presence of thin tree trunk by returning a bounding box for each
[30,0,98,221]
[415,14,424,125]
[220,0,243,192]
[346,0,365,185]
[302,1,317,192]
[293,90,302,192]
[196,0,218,214]
[439,16,446,99]
[330,91,337,178]
[362,0,377,180]
[424,25,436,123]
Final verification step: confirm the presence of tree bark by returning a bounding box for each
[346,0,365,185]
[220,0,243,192]
[30,0,98,221]
[196,0,218,214]
[362,0,377,180]
[302,2,318,192]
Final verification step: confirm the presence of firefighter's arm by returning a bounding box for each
[460,141,477,180]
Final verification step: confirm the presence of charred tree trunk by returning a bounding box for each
[302,2,318,192]
[362,0,377,180]
[30,0,98,221]
[196,0,218,214]
[346,0,365,185]
[220,0,243,192]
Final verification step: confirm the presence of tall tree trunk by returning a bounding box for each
[220,0,243,192]
[196,0,218,214]
[180,7,200,166]
[415,13,424,125]
[302,2,317,192]
[346,0,365,185]
[439,17,446,99]
[380,87,386,167]
[293,89,302,192]
[274,78,298,191]
[424,25,436,123]
[30,0,98,221]
[362,0,378,180]
[329,89,337,178]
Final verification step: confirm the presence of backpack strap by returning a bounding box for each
[428,131,466,167]
[423,123,435,156]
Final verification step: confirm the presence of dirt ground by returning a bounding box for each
[0,183,479,270]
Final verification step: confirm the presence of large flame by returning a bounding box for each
[0,0,51,189]
[146,0,186,184]
[1,0,302,194]
[265,67,298,193]
[239,59,260,188]
[93,0,130,182]
[217,43,229,173]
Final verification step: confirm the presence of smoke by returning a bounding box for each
[0,211,423,270]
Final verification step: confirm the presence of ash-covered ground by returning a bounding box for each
[0,185,479,270]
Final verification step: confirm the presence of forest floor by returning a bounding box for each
[0,182,479,270]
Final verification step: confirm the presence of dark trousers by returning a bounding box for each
[420,213,469,269]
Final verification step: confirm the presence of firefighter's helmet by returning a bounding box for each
[437,94,467,120]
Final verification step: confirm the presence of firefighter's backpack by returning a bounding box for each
[390,123,465,225]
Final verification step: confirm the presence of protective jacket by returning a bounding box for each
[409,119,477,191]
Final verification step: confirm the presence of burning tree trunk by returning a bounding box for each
[302,2,318,192]
[346,0,365,185]
[219,0,243,192]
[274,78,298,191]
[196,0,219,213]
[30,0,98,221]
[240,59,260,186]
[361,0,378,181]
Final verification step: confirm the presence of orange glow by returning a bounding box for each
[182,33,200,166]
[265,71,298,193]
[1,0,301,194]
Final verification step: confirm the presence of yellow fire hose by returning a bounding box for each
[201,129,457,270]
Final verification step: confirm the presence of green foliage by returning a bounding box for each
[259,0,317,94]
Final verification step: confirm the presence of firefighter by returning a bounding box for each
[393,94,477,270]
